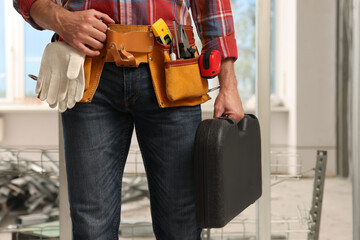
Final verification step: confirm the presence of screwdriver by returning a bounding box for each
[170,42,176,61]
[28,74,38,81]
[172,19,180,59]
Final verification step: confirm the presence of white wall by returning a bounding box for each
[0,110,58,147]
[297,0,336,175]
[274,0,337,175]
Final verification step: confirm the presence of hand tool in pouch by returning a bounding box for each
[177,25,196,59]
[172,19,181,59]
[152,18,173,45]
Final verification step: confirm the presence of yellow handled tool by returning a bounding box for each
[152,18,173,45]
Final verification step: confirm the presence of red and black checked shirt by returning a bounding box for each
[14,0,238,60]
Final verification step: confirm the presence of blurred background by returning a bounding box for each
[0,0,356,239]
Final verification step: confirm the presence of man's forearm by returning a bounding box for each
[213,58,244,122]
[218,58,238,92]
[29,0,69,33]
[28,0,114,56]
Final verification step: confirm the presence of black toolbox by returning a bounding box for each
[194,114,262,228]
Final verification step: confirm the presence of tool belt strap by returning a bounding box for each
[104,24,195,67]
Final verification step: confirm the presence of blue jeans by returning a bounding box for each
[61,63,202,240]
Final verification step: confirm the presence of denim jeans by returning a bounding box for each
[61,62,202,240]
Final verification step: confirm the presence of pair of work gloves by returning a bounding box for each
[36,41,85,112]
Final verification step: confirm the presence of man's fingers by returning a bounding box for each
[92,19,109,34]
[213,110,243,123]
[213,106,224,119]
[84,32,105,49]
[213,91,245,123]
[94,12,115,25]
[89,27,107,42]
[76,43,100,57]
[237,112,245,121]
[227,113,243,123]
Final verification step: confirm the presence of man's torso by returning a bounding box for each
[62,0,193,26]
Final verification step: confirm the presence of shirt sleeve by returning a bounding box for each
[190,0,238,61]
[13,0,56,30]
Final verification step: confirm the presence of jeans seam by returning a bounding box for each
[123,67,129,108]
[134,129,153,198]
[131,67,141,104]
[135,128,161,233]
[135,129,150,176]
[127,67,141,106]
[112,117,132,239]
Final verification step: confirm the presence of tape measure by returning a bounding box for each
[199,50,221,79]
[152,18,173,45]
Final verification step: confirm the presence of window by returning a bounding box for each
[192,0,278,111]
[270,0,276,94]
[2,1,278,106]
[0,1,6,98]
[231,0,256,102]
[0,3,53,103]
[24,26,53,97]
[231,0,276,102]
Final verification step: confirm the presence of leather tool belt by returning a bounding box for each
[80,24,210,108]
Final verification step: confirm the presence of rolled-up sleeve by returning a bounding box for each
[190,0,238,61]
[13,0,44,30]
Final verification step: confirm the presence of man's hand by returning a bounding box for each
[55,10,114,56]
[214,58,245,123]
[29,0,115,57]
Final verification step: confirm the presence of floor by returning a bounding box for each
[0,177,352,240]
[270,177,352,240]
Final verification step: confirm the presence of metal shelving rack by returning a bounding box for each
[0,147,60,240]
[0,147,153,240]
[0,149,327,240]
[199,150,328,240]
[0,148,327,240]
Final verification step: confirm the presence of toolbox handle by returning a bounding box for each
[219,116,236,124]
[238,114,258,132]
[218,114,258,132]
[238,116,248,132]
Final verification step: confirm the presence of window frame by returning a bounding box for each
[2,0,25,103]
[1,1,286,111]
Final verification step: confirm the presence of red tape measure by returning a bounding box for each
[199,50,221,79]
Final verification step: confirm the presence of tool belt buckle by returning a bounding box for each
[109,42,136,67]
[105,25,155,68]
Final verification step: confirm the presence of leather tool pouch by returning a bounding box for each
[81,50,106,103]
[83,57,92,92]
[80,24,210,107]
[149,27,208,102]
[149,33,210,108]
[165,56,208,102]
[105,25,154,68]
[80,25,152,103]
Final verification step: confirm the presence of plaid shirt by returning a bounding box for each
[14,0,238,60]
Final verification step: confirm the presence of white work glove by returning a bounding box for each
[37,41,85,112]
